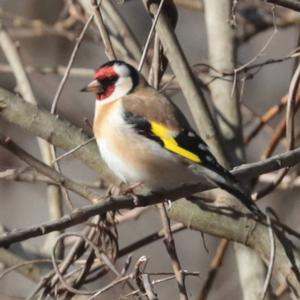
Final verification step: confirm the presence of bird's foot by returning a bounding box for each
[105,184,122,197]
[121,182,144,206]
[106,182,143,197]
[122,182,143,195]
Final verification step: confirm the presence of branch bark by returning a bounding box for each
[267,0,300,11]
[0,23,64,255]
[0,248,43,282]
[1,89,300,296]
[0,87,116,183]
[204,0,244,166]
[203,1,270,298]
[1,194,299,295]
[0,133,101,203]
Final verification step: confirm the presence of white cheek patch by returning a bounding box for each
[95,76,132,103]
[115,64,130,77]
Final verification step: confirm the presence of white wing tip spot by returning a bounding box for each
[205,155,214,162]
[198,143,207,151]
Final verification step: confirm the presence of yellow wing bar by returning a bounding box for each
[151,122,201,163]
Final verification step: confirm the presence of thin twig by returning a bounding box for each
[254,62,300,198]
[0,167,106,189]
[246,95,288,144]
[286,63,300,149]
[50,13,93,114]
[0,258,52,280]
[0,248,44,282]
[0,132,101,203]
[48,6,95,219]
[47,225,97,296]
[158,203,188,300]
[51,137,95,164]
[101,0,142,61]
[253,169,289,200]
[88,275,131,299]
[0,168,55,184]
[149,34,161,88]
[141,274,158,300]
[262,117,287,159]
[51,232,105,295]
[259,173,300,189]
[91,0,116,60]
[231,147,300,179]
[198,239,229,300]
[234,6,278,74]
[267,0,300,12]
[0,63,94,77]
[0,9,78,40]
[0,24,36,104]
[138,0,165,72]
[118,223,185,257]
[0,22,64,255]
[261,208,276,300]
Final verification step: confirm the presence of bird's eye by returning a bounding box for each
[100,75,118,87]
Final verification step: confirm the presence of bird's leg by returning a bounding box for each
[105,184,122,197]
[106,182,143,206]
[106,184,113,197]
[122,182,143,194]
[119,182,144,207]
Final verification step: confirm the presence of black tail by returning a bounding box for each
[216,175,264,218]
[204,167,264,218]
[191,162,264,217]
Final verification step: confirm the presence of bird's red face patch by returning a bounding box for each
[94,66,118,101]
[96,85,115,100]
[94,66,116,81]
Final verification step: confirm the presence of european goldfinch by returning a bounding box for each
[81,60,261,216]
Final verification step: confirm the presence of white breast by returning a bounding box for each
[95,100,130,183]
[98,138,132,184]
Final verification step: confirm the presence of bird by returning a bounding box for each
[81,60,262,216]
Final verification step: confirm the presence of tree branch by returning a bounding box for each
[142,0,226,161]
[0,248,44,282]
[1,194,300,294]
[267,0,300,11]
[203,1,268,297]
[0,133,102,203]
[203,0,243,166]
[0,87,116,183]
[0,23,65,255]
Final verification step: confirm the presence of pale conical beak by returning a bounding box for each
[80,80,103,93]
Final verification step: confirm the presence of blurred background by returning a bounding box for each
[0,0,299,299]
